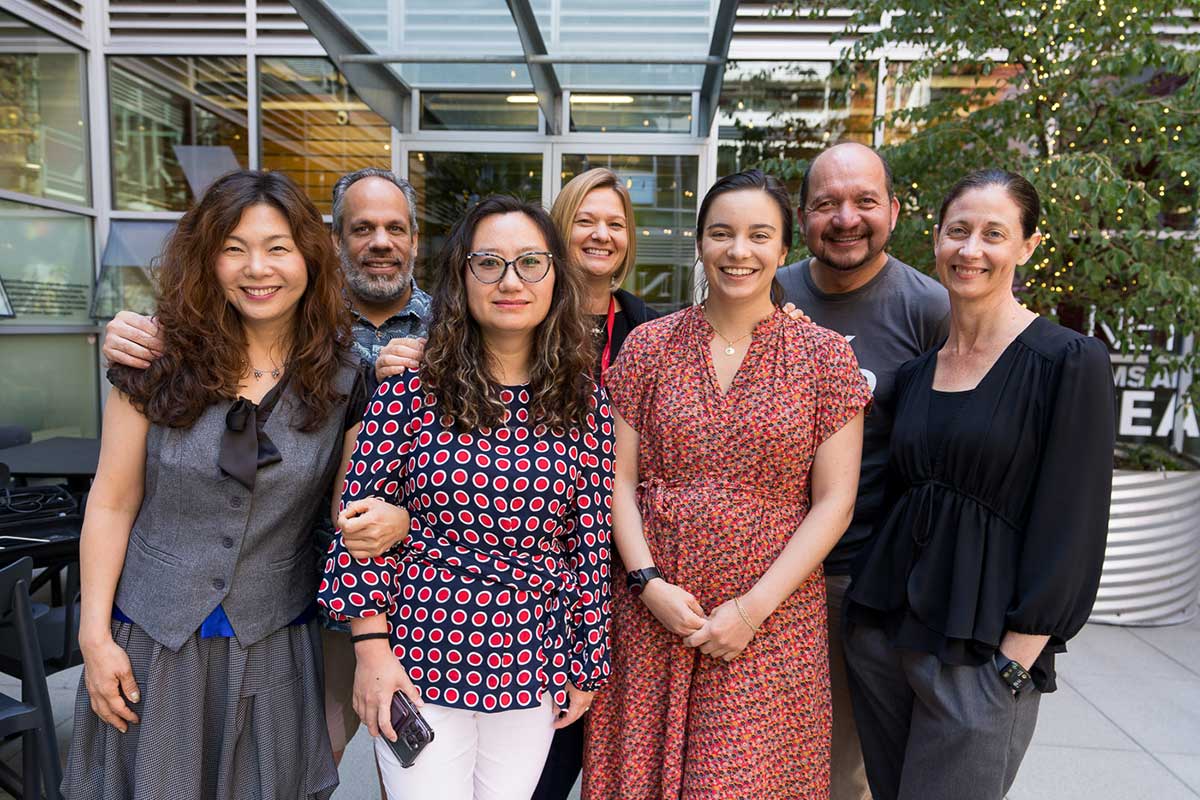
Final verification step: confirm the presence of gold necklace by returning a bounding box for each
[704,310,753,356]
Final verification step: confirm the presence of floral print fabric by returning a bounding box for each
[584,306,871,799]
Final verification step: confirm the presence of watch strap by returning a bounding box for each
[626,567,663,594]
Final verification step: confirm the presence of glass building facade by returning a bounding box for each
[0,0,1032,438]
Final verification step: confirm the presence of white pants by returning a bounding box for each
[374,695,557,800]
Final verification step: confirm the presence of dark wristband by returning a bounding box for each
[351,632,390,645]
[627,566,663,596]
[994,651,1033,694]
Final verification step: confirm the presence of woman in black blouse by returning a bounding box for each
[844,169,1116,800]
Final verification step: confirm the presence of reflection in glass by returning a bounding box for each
[554,0,709,91]
[259,57,392,214]
[561,153,698,314]
[569,95,692,134]
[421,93,539,131]
[883,62,1022,144]
[0,334,99,438]
[0,11,89,204]
[407,151,543,283]
[0,276,12,317]
[0,199,93,326]
[717,61,876,191]
[91,220,174,319]
[109,56,249,211]
[324,0,541,89]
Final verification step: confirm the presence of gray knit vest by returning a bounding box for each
[114,362,359,651]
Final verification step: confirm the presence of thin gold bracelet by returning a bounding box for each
[734,596,759,633]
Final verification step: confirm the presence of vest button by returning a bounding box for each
[212,578,226,590]
[222,537,234,548]
[230,496,243,509]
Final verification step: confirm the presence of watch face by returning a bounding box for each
[1000,661,1031,692]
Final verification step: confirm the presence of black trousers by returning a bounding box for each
[843,623,1041,800]
[530,718,584,800]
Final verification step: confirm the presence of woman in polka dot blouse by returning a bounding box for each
[318,195,613,800]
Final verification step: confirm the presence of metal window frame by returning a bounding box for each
[504,0,561,134]
[697,0,738,137]
[0,0,88,49]
[284,0,413,132]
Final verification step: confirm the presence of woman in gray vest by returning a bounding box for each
[63,170,367,800]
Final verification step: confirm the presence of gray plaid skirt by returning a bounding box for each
[62,618,337,800]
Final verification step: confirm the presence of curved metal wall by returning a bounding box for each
[1090,470,1200,626]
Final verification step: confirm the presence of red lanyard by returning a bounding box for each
[599,295,616,387]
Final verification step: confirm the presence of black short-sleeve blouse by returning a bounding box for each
[847,316,1116,692]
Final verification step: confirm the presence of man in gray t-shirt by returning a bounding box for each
[778,143,949,800]
[778,254,947,575]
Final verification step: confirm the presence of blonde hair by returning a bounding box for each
[551,168,638,290]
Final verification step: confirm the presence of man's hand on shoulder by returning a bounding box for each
[781,302,812,325]
[103,311,164,369]
[375,337,426,382]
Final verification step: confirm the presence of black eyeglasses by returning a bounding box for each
[466,251,553,284]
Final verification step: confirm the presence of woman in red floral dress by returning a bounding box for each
[584,170,872,799]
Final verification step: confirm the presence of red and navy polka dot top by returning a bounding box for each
[319,372,614,712]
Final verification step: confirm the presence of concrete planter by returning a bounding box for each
[1090,469,1200,626]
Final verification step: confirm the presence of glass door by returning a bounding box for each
[405,147,545,284]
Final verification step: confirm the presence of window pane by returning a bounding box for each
[569,95,692,134]
[717,61,876,189]
[0,333,99,438]
[109,56,249,211]
[561,153,698,314]
[554,0,708,91]
[260,57,393,215]
[0,11,89,205]
[420,93,539,131]
[407,151,543,283]
[883,62,1022,144]
[91,220,174,319]
[0,199,93,326]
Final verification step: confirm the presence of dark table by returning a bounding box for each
[0,436,100,491]
[0,517,82,594]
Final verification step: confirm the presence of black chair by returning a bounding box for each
[0,562,82,678]
[0,557,63,800]
[0,463,84,676]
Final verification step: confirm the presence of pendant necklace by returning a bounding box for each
[714,332,752,356]
[708,319,753,355]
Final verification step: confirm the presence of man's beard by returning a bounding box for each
[341,249,415,304]
[816,227,892,272]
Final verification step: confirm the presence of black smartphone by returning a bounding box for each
[386,690,435,768]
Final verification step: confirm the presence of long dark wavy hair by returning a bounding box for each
[422,196,594,431]
[111,170,351,430]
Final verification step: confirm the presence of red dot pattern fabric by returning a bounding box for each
[318,372,614,712]
[583,306,872,800]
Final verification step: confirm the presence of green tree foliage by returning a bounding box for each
[767,0,1200,373]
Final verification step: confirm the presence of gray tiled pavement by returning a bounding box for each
[5,619,1199,799]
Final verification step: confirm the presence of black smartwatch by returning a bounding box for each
[994,651,1033,695]
[626,567,663,596]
